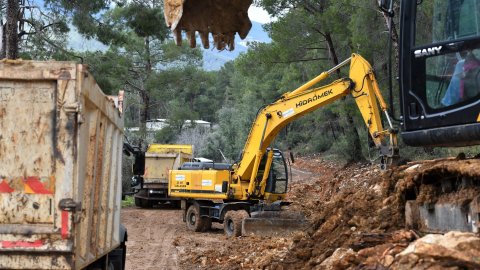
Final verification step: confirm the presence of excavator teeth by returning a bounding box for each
[213,34,225,50]
[200,32,210,49]
[187,30,196,48]
[163,0,185,31]
[164,0,253,50]
[238,20,252,39]
[228,33,235,51]
[174,28,182,46]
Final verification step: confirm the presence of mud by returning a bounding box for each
[122,207,182,270]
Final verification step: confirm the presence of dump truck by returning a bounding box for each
[130,144,193,208]
[0,60,127,269]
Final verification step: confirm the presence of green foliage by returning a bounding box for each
[121,3,168,39]
[44,0,119,43]
[197,0,398,163]
[121,196,135,208]
[81,48,131,95]
[154,126,177,144]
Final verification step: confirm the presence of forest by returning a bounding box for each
[2,0,472,165]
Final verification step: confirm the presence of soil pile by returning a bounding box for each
[272,157,480,269]
[270,159,405,269]
[174,156,480,269]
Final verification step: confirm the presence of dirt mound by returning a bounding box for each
[175,229,293,269]
[269,157,480,269]
[269,160,405,269]
[173,156,480,269]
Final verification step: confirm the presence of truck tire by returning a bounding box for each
[134,197,142,207]
[224,210,249,237]
[186,205,206,232]
[172,200,181,209]
[202,217,212,231]
[135,197,152,208]
[108,242,126,270]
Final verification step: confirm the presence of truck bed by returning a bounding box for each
[0,60,124,269]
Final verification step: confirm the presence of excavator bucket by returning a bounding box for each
[242,211,307,236]
[163,0,253,50]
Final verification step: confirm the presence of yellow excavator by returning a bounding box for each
[165,0,480,235]
[168,54,398,236]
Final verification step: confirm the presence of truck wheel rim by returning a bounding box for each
[227,220,234,232]
[189,213,196,225]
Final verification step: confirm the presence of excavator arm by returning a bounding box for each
[235,54,398,199]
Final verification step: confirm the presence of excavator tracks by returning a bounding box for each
[394,158,480,233]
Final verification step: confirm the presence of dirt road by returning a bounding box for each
[120,163,316,270]
[122,207,183,270]
[122,205,241,270]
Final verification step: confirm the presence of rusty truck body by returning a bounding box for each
[0,60,126,269]
[133,144,193,208]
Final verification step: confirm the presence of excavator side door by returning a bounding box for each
[399,0,480,146]
[265,150,289,196]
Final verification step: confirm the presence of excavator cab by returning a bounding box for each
[399,0,480,146]
[254,148,289,200]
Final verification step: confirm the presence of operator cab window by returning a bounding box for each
[270,153,288,194]
[414,0,480,110]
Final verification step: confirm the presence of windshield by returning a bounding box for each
[416,0,480,45]
[414,0,480,109]
[270,153,287,194]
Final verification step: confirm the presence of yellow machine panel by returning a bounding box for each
[147,144,193,155]
[169,170,231,199]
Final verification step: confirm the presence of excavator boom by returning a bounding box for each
[236,54,398,201]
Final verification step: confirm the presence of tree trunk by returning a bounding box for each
[381,12,400,69]
[329,121,337,140]
[325,32,363,162]
[1,22,6,59]
[138,37,153,144]
[324,33,340,77]
[5,0,19,59]
[139,90,150,144]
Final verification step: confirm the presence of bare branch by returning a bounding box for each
[125,80,144,92]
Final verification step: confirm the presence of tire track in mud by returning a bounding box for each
[122,207,183,270]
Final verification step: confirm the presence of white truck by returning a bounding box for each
[0,60,127,269]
